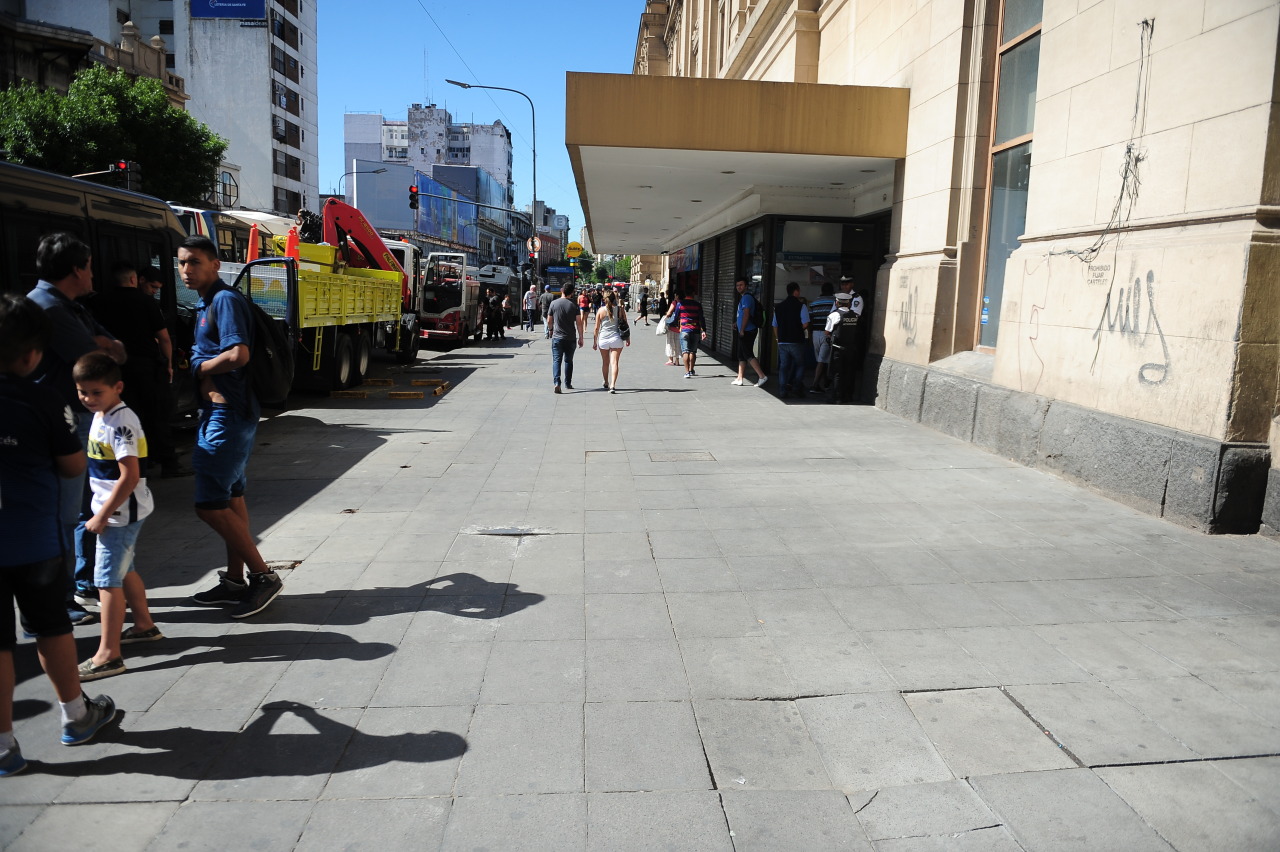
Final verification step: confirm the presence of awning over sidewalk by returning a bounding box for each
[566,72,909,254]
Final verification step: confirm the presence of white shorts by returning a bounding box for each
[598,332,623,350]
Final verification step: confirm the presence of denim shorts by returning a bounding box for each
[680,330,700,355]
[94,521,144,588]
[813,331,831,364]
[193,405,258,509]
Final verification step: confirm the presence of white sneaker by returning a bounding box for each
[755,376,769,387]
[731,379,745,386]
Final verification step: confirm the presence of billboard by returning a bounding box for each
[191,0,267,19]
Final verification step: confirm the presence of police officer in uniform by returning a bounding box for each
[826,290,864,404]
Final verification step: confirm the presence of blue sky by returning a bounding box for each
[317,1,642,235]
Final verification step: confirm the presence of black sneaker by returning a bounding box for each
[189,571,250,607]
[73,588,99,609]
[229,571,283,619]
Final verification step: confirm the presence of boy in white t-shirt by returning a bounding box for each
[72,353,162,681]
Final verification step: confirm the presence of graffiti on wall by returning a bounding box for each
[898,282,919,347]
[1091,269,1171,385]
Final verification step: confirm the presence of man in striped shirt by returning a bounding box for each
[671,290,708,378]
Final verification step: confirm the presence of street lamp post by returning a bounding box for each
[336,167,387,200]
[445,79,536,277]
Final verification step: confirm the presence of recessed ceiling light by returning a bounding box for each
[830,182,844,186]
[624,221,634,224]
[630,207,642,210]
[673,216,682,220]
[720,170,735,175]
[860,169,876,173]
[691,200,702,203]
[638,185,653,189]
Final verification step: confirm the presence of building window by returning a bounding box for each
[159,19,174,34]
[977,0,1041,348]
[117,8,129,24]
[165,53,176,69]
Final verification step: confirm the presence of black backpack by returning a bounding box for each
[749,293,764,329]
[227,287,294,409]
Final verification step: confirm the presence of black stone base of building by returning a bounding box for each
[866,356,1272,536]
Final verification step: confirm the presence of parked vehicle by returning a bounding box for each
[221,198,414,390]
[417,252,482,345]
[0,161,199,414]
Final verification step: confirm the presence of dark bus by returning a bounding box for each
[0,160,194,410]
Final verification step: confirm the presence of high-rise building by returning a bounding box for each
[23,0,317,216]
[344,106,514,207]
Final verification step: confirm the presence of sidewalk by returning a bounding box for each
[5,321,1280,851]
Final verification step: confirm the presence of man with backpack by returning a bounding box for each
[177,236,283,619]
[731,277,767,387]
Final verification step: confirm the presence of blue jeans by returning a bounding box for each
[551,336,576,387]
[65,411,95,594]
[777,342,804,393]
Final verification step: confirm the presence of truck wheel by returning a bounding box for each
[395,321,420,364]
[354,333,372,384]
[332,334,355,390]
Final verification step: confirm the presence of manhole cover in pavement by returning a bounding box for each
[649,452,716,462]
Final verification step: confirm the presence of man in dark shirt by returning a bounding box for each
[772,282,810,398]
[90,261,185,477]
[546,281,584,393]
[179,236,283,620]
[26,233,127,624]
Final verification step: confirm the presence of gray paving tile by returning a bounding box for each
[1116,619,1278,675]
[728,554,816,590]
[666,592,764,640]
[455,702,583,795]
[265,645,395,708]
[720,790,871,851]
[871,826,1024,851]
[1198,670,1280,727]
[370,639,491,708]
[694,699,832,790]
[586,791,734,852]
[649,529,721,560]
[585,532,651,561]
[971,768,1173,852]
[1107,676,1280,757]
[495,593,585,641]
[947,626,1093,685]
[855,779,1001,840]
[1006,682,1196,765]
[866,549,964,585]
[862,629,996,691]
[147,800,314,852]
[585,593,673,639]
[797,693,952,793]
[1030,622,1191,680]
[826,586,939,631]
[408,596,504,643]
[297,798,451,852]
[479,639,585,703]
[1097,762,1280,852]
[586,639,689,702]
[442,793,585,852]
[584,559,663,594]
[585,701,711,792]
[772,634,896,695]
[900,584,1023,628]
[6,802,173,852]
[681,637,796,699]
[903,688,1075,777]
[1210,755,1280,811]
[748,589,854,636]
[190,706,362,801]
[797,553,889,587]
[321,705,469,798]
[655,557,739,592]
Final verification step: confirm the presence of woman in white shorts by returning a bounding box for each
[593,290,629,393]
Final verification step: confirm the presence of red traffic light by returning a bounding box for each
[409,185,417,193]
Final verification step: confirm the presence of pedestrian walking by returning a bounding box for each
[538,285,556,339]
[808,282,836,394]
[522,284,539,331]
[772,282,809,398]
[672,289,708,378]
[547,281,584,393]
[178,236,283,619]
[732,277,767,387]
[0,294,118,777]
[26,233,127,626]
[593,289,630,393]
[71,353,162,681]
[638,289,650,325]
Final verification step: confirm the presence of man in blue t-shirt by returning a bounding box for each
[732,277,768,388]
[178,236,283,620]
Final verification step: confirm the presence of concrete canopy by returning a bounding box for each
[566,72,909,255]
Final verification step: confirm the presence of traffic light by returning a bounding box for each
[408,185,419,209]
[109,159,141,192]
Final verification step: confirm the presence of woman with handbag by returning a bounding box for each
[593,289,630,393]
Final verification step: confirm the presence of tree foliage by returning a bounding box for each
[614,255,633,281]
[574,249,595,280]
[0,66,227,205]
